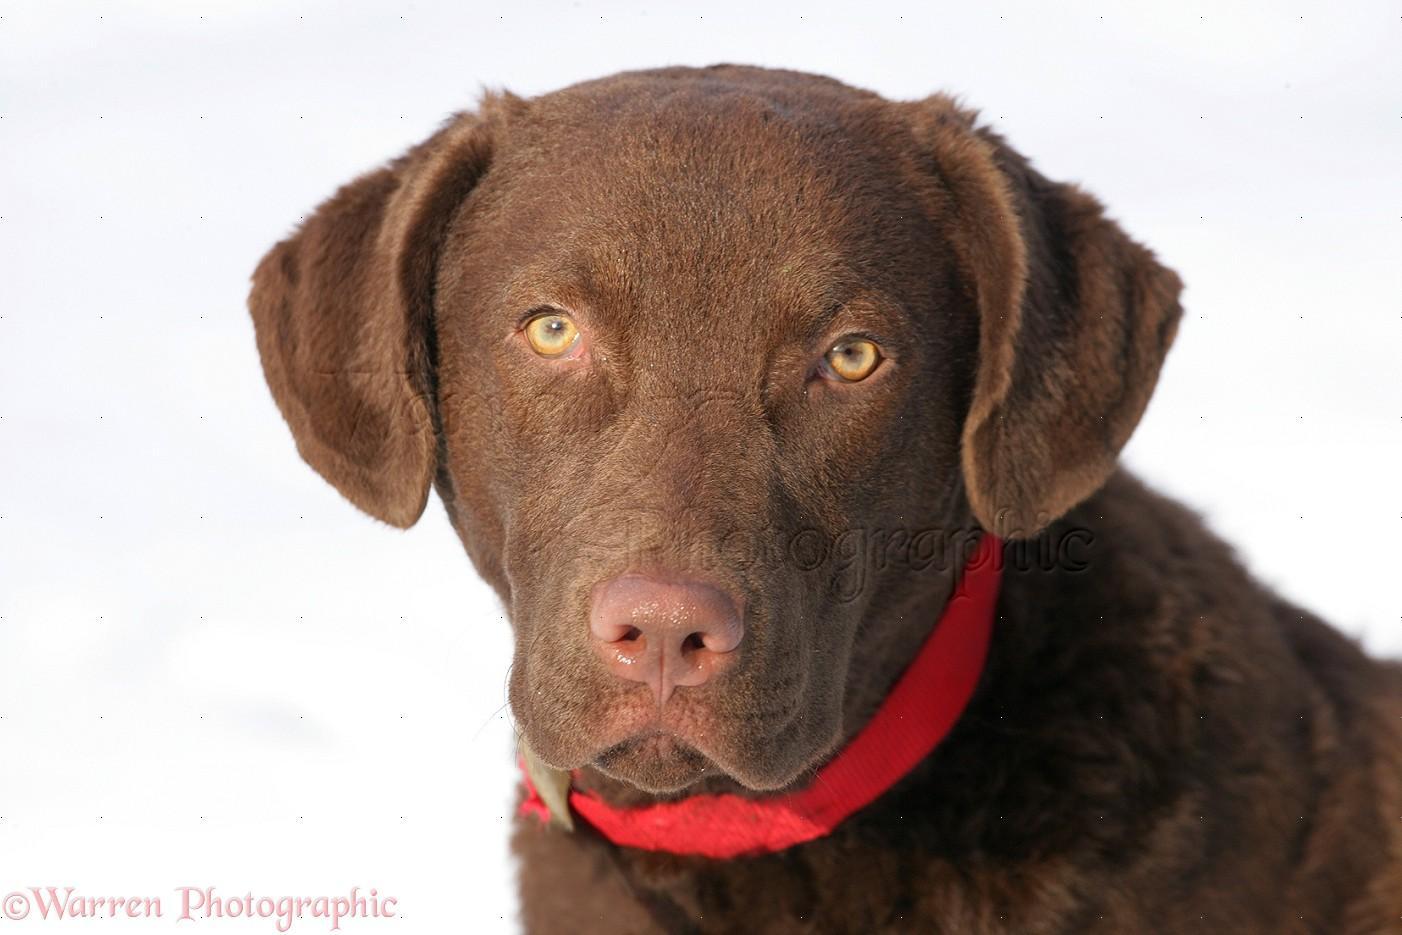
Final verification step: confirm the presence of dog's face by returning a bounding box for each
[433,83,980,792]
[250,67,1181,794]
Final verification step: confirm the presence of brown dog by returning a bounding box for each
[249,66,1402,933]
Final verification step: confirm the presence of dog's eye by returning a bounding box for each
[524,312,581,358]
[821,337,882,383]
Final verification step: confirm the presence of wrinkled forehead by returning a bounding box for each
[455,86,939,341]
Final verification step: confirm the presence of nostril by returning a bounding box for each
[589,574,745,700]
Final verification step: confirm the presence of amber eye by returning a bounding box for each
[523,312,580,357]
[822,337,882,383]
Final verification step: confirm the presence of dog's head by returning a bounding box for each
[250,66,1181,795]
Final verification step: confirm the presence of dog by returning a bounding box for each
[248,66,1402,933]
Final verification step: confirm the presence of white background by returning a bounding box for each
[1,1,1398,932]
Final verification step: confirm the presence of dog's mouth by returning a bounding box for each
[560,689,826,796]
[592,730,718,793]
[583,693,744,793]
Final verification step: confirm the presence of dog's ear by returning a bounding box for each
[906,97,1183,538]
[248,99,510,528]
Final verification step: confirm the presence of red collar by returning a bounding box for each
[520,533,1003,859]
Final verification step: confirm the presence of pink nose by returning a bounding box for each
[589,575,744,706]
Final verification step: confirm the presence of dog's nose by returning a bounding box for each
[589,575,744,706]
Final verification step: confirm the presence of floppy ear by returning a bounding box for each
[907,97,1184,538]
[248,100,508,528]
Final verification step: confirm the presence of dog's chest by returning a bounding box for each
[513,821,1130,935]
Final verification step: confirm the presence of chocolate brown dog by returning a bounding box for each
[249,66,1402,933]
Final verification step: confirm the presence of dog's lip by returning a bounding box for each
[567,699,727,770]
[589,727,719,793]
[537,672,812,780]
[598,713,716,754]
[604,728,693,757]
[587,720,813,795]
